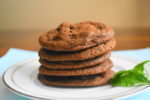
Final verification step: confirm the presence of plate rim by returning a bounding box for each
[2,54,150,100]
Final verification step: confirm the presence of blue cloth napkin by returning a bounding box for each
[0,48,150,100]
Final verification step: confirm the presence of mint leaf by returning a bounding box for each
[133,60,150,73]
[110,60,150,87]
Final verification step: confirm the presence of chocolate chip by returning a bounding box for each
[70,26,74,30]
[56,28,60,31]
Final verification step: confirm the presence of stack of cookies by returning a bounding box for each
[38,21,116,87]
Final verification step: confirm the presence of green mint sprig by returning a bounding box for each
[110,60,150,87]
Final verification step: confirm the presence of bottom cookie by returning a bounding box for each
[38,70,115,87]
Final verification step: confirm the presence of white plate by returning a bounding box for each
[2,54,150,100]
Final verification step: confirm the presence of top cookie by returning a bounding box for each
[39,21,114,51]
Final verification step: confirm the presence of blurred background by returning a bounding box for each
[0,0,150,55]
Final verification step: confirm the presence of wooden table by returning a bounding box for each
[0,28,150,57]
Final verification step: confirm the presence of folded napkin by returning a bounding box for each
[0,48,150,100]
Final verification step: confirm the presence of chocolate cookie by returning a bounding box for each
[39,52,111,69]
[39,38,116,61]
[39,59,112,76]
[38,70,114,87]
[39,21,114,51]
